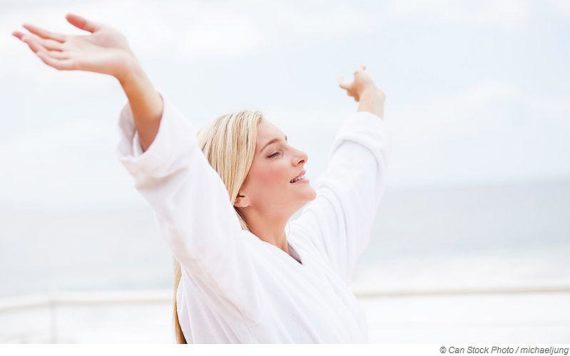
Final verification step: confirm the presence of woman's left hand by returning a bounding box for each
[337,64,382,102]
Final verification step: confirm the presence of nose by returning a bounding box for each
[293,147,308,166]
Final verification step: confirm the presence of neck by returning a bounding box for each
[243,210,290,254]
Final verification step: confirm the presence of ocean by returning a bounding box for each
[1,179,569,299]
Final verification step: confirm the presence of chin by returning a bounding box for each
[306,188,317,201]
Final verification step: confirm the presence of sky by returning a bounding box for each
[1,0,569,210]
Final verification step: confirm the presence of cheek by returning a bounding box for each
[252,162,290,188]
[258,165,289,185]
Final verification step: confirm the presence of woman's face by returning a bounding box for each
[235,120,317,215]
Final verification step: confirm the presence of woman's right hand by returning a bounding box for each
[12,13,136,82]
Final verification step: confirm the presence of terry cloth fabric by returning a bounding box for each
[116,92,391,343]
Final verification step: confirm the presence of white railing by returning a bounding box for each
[1,286,569,343]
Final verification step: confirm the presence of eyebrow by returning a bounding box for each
[260,135,288,153]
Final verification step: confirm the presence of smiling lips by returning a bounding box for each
[290,170,307,184]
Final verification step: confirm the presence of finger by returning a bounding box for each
[65,13,101,33]
[20,32,63,51]
[36,51,76,70]
[337,75,352,90]
[20,34,45,54]
[344,88,358,100]
[42,38,64,51]
[353,64,366,75]
[45,50,70,60]
[12,31,24,40]
[21,23,66,43]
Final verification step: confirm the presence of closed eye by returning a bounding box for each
[268,152,281,158]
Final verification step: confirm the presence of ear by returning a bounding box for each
[234,194,250,208]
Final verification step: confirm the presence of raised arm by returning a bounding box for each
[117,62,163,152]
[291,65,390,283]
[13,14,263,321]
[12,13,162,152]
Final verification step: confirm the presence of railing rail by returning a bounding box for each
[1,286,569,344]
[2,285,570,311]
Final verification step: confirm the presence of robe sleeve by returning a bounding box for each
[116,91,263,320]
[290,111,392,283]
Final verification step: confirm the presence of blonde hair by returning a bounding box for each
[173,110,264,343]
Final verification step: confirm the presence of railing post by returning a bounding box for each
[48,290,57,344]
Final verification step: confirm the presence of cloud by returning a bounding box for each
[0,115,140,209]
[388,0,529,29]
[4,0,384,65]
[387,80,570,186]
[2,0,568,209]
[547,0,570,17]
[121,0,385,57]
[389,80,522,145]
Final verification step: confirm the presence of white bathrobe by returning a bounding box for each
[116,92,391,343]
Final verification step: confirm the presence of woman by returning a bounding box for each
[13,13,391,343]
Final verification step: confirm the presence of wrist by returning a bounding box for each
[359,85,384,101]
[357,86,385,119]
[115,54,144,87]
